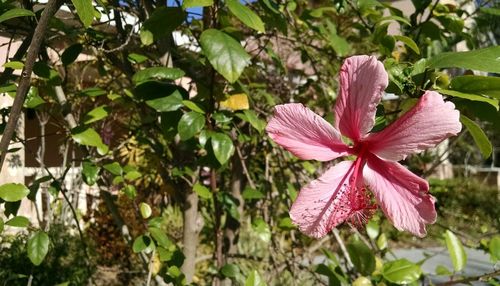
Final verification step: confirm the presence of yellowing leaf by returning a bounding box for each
[220,94,249,111]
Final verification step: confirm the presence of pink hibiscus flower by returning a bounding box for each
[266,55,461,238]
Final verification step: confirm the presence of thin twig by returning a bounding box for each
[332,228,354,270]
[436,269,500,285]
[0,0,62,172]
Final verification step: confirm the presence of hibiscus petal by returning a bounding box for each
[266,103,348,161]
[290,161,357,238]
[334,55,388,141]
[366,91,461,161]
[363,155,436,237]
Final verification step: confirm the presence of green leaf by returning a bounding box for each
[377,233,388,250]
[5,216,30,227]
[0,218,3,233]
[25,87,45,109]
[435,265,452,276]
[366,220,380,240]
[145,91,184,112]
[382,259,422,284]
[124,170,141,181]
[221,263,240,278]
[83,105,110,124]
[0,183,29,202]
[460,115,492,159]
[200,29,251,83]
[242,187,265,200]
[182,100,205,114]
[140,29,154,46]
[245,270,266,286]
[143,7,185,40]
[61,44,83,66]
[128,53,149,64]
[193,183,212,199]
[439,89,498,110]
[211,132,235,165]
[3,61,24,69]
[489,236,500,262]
[71,126,108,155]
[379,15,411,26]
[347,240,375,275]
[132,67,185,84]
[226,0,265,32]
[480,7,500,16]
[80,87,106,97]
[241,110,266,133]
[132,235,153,253]
[324,20,350,56]
[27,231,49,266]
[82,161,100,186]
[444,230,467,272]
[178,112,205,141]
[393,35,420,54]
[149,227,172,248]
[183,0,213,8]
[140,202,152,219]
[122,185,137,199]
[253,219,271,243]
[427,46,500,73]
[103,162,122,176]
[0,8,35,24]
[450,76,500,99]
[71,0,94,27]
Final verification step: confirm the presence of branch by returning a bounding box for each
[0,0,62,172]
[436,269,500,286]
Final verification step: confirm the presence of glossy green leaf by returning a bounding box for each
[82,161,100,186]
[124,170,141,181]
[140,29,154,46]
[5,216,30,227]
[460,115,492,159]
[439,89,498,110]
[366,220,380,240]
[149,227,171,248]
[182,100,205,114]
[145,91,184,112]
[450,76,500,99]
[3,61,24,69]
[122,185,137,199]
[379,15,411,26]
[83,106,110,124]
[489,236,500,262]
[480,7,500,16]
[143,7,185,40]
[182,0,213,8]
[103,162,122,176]
[27,231,49,266]
[140,202,152,219]
[226,0,265,32]
[377,233,388,250]
[71,0,94,27]
[193,183,212,199]
[211,132,235,165]
[178,112,205,141]
[80,87,106,97]
[132,235,153,253]
[25,87,45,109]
[132,67,185,84]
[128,53,149,64]
[347,240,375,275]
[427,46,500,73]
[200,29,251,83]
[71,126,108,155]
[0,183,29,202]
[221,263,240,278]
[444,230,467,272]
[61,44,83,66]
[245,270,266,286]
[242,110,266,133]
[382,259,422,284]
[393,35,420,54]
[0,8,35,24]
[435,265,452,276]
